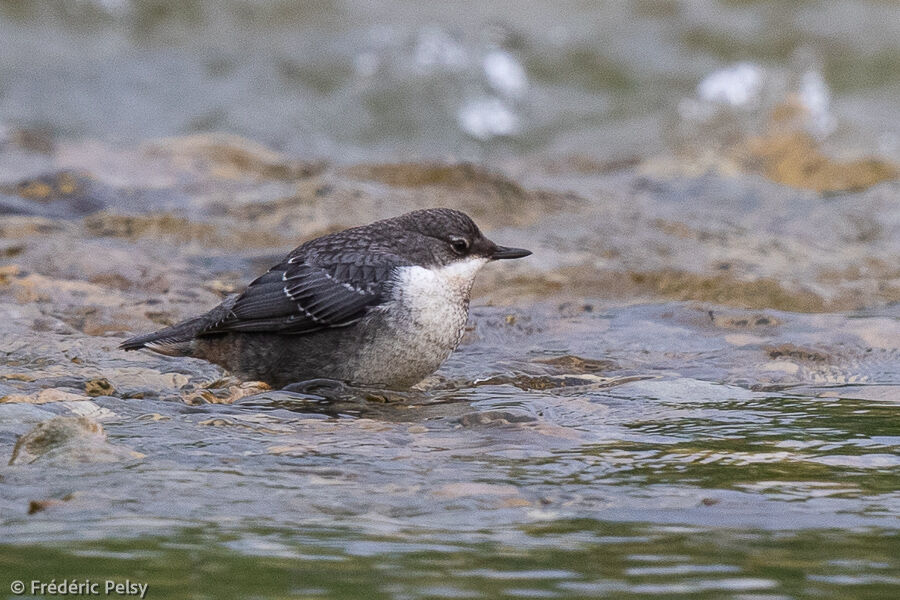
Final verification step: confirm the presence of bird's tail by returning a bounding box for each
[119,315,212,357]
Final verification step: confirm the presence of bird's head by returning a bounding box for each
[393,208,531,268]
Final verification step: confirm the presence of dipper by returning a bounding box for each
[120,208,531,388]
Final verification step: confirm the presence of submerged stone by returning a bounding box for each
[8,416,143,465]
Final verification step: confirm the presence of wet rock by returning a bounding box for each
[53,306,142,337]
[143,133,325,181]
[62,400,117,421]
[109,369,199,400]
[474,373,642,393]
[628,270,828,312]
[3,271,125,306]
[84,378,115,397]
[28,493,76,514]
[0,215,63,239]
[741,131,897,194]
[534,355,615,374]
[8,127,55,155]
[458,410,537,426]
[88,271,169,293]
[197,414,294,434]
[0,264,21,284]
[83,212,286,248]
[0,229,172,289]
[182,379,270,405]
[1,373,35,383]
[267,443,317,456]
[275,379,430,404]
[9,416,143,465]
[341,162,582,226]
[765,344,832,363]
[817,385,900,402]
[540,154,642,175]
[482,265,841,312]
[135,413,170,422]
[0,171,109,218]
[1,388,91,405]
[345,161,526,191]
[0,242,25,258]
[706,310,781,330]
[473,374,596,391]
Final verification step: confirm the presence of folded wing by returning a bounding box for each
[198,253,402,335]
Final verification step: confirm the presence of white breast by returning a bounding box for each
[349,257,488,386]
[393,257,488,335]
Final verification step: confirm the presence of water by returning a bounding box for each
[1,1,899,599]
[1,1,898,162]
[1,299,898,598]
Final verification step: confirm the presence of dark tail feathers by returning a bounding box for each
[119,315,213,356]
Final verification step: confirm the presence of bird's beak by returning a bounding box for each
[490,245,532,260]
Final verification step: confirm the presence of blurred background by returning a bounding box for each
[1,0,898,165]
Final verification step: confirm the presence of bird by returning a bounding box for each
[120,208,531,389]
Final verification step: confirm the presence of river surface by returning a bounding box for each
[1,2,899,599]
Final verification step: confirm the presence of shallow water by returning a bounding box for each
[1,298,899,598]
[1,153,899,600]
[1,1,900,599]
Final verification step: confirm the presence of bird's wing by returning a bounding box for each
[197,252,403,335]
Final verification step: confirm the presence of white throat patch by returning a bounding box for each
[390,256,488,343]
[394,257,489,304]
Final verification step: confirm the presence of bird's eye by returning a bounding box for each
[449,236,470,254]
